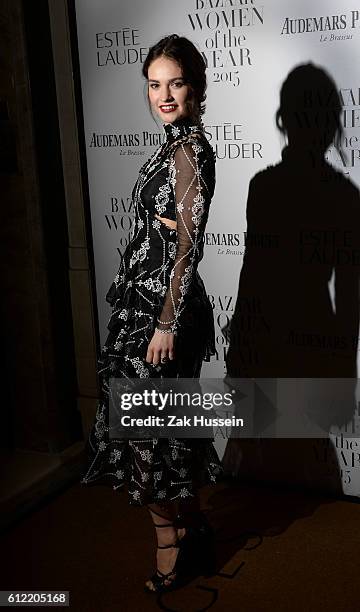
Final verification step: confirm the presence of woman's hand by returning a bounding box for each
[145,329,175,365]
[154,214,177,231]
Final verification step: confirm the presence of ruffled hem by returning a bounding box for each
[80,436,223,506]
[81,275,220,506]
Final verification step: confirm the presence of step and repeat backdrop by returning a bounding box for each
[74,0,360,495]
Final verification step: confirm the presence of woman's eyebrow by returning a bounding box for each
[148,77,184,83]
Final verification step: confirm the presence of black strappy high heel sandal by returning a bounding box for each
[145,508,186,594]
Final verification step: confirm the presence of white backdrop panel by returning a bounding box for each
[75,0,360,495]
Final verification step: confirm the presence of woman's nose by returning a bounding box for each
[160,85,173,101]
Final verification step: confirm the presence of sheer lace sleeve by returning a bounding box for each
[156,138,212,334]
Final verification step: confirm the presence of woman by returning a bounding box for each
[81,34,222,592]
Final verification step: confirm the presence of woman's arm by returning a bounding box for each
[146,138,213,365]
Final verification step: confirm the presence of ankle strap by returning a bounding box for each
[157,539,180,550]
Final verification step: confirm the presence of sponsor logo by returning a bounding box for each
[89,131,165,150]
[205,232,243,256]
[280,11,360,41]
[95,28,148,67]
[205,122,263,159]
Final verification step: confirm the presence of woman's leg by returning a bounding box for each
[145,335,210,589]
[146,503,186,590]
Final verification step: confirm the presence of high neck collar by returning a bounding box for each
[163,116,202,143]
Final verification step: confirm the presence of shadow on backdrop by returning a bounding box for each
[222,63,360,491]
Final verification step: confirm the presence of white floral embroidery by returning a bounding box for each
[155,182,171,214]
[115,273,125,286]
[110,449,122,463]
[129,236,150,268]
[94,405,106,439]
[178,264,193,299]
[172,448,178,460]
[169,157,177,188]
[169,242,176,260]
[171,126,181,138]
[129,356,149,378]
[116,469,125,479]
[98,441,107,451]
[140,278,164,293]
[139,449,153,462]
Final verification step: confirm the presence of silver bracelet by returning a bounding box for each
[155,327,174,334]
[157,317,176,324]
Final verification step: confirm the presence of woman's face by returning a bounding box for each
[147,56,190,124]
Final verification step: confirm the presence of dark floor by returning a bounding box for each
[2,478,360,611]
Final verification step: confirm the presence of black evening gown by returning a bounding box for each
[81,116,223,505]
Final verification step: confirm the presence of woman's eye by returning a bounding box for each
[149,83,159,89]
[172,81,184,88]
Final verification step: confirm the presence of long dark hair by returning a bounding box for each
[142,34,207,122]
